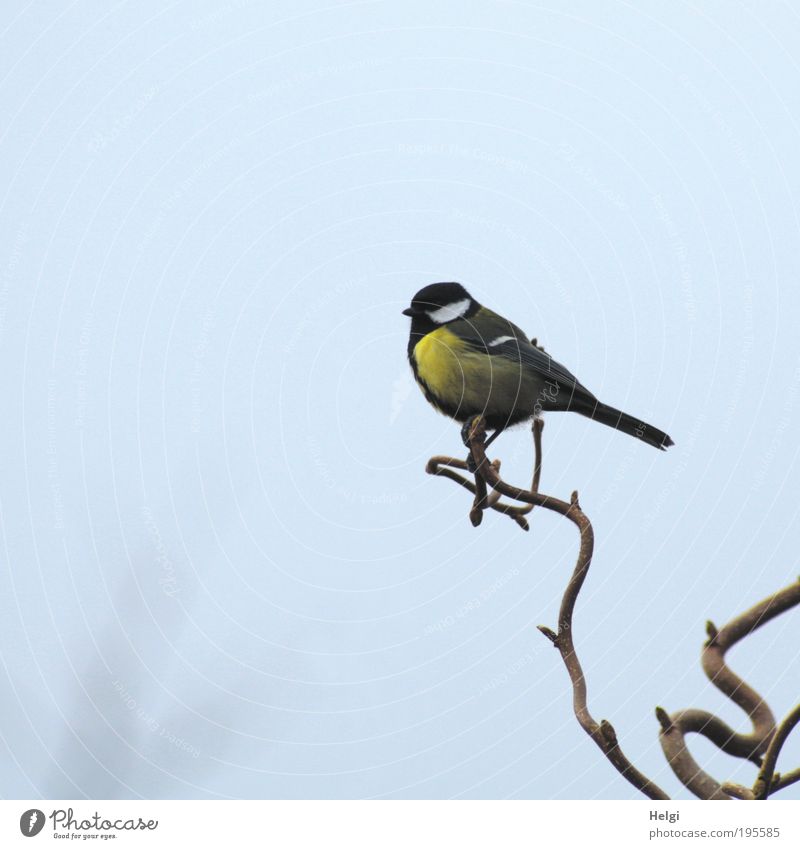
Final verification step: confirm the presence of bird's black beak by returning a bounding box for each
[402,307,417,317]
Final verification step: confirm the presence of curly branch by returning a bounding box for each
[426,419,544,531]
[656,580,800,799]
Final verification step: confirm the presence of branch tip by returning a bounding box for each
[537,625,558,645]
[771,767,800,794]
[655,707,673,732]
[721,782,755,800]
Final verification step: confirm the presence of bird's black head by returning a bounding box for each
[403,282,480,359]
[402,282,478,324]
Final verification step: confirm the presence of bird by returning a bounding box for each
[403,281,673,451]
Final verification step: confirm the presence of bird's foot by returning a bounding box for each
[460,419,475,448]
[460,415,487,447]
[461,417,488,472]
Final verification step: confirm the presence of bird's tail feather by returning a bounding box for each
[573,399,674,451]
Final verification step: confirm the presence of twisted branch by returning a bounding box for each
[656,580,800,799]
[426,418,544,531]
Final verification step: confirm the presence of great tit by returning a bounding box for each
[403,281,673,451]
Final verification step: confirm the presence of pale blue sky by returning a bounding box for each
[1,0,799,799]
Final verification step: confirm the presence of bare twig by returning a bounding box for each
[770,767,800,795]
[657,580,800,799]
[426,455,531,530]
[426,418,545,531]
[431,415,669,800]
[485,417,543,514]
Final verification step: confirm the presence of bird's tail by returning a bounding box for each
[573,399,674,451]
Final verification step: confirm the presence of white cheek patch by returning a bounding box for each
[487,335,515,347]
[426,298,471,324]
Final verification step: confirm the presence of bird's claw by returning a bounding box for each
[460,419,474,448]
[460,415,486,447]
[461,417,486,471]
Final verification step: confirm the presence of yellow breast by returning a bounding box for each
[412,326,469,397]
[411,325,531,423]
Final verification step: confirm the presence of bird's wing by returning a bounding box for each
[452,308,596,405]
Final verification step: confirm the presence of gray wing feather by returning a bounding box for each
[490,339,589,391]
[452,308,596,408]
